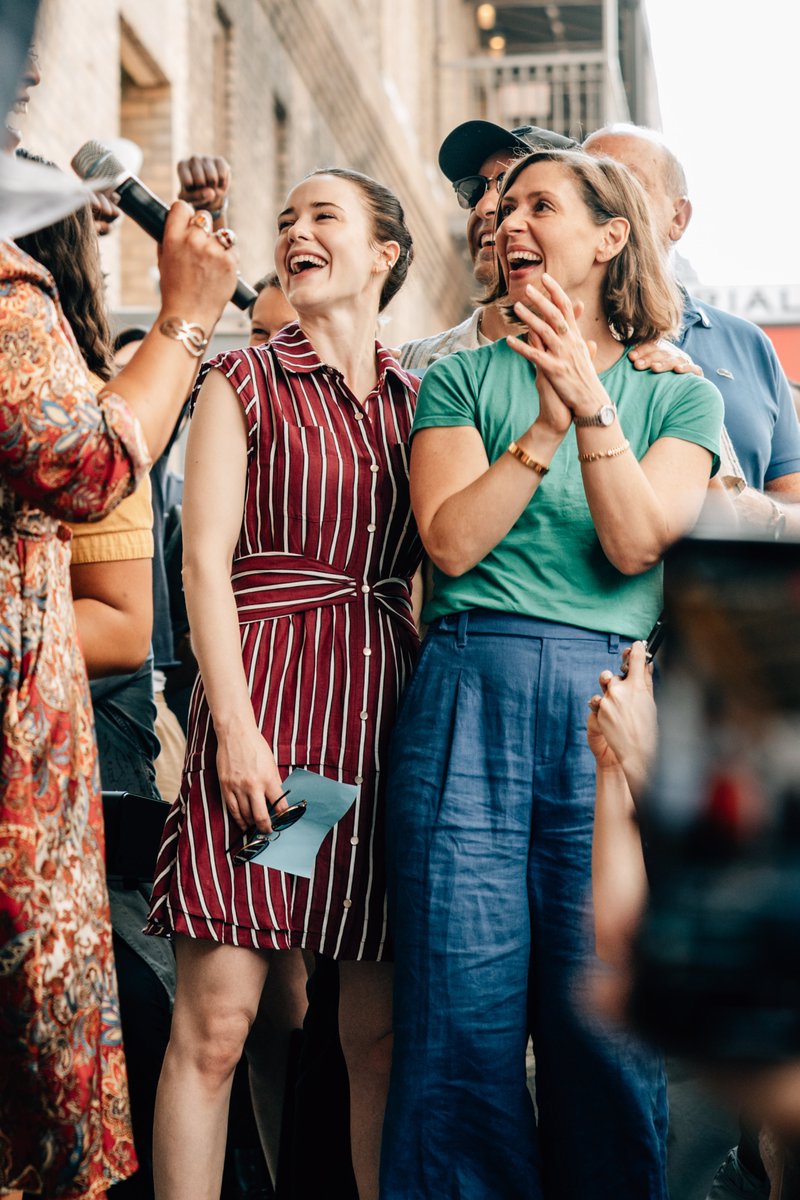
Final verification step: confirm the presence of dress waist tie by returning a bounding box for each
[229,551,417,637]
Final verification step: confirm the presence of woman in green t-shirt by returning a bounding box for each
[381,149,723,1200]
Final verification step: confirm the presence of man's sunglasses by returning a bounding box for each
[452,171,507,210]
[231,791,308,864]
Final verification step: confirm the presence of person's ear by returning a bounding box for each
[596,216,630,263]
[668,196,692,244]
[373,240,400,276]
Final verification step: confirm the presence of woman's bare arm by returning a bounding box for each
[579,435,713,576]
[102,203,239,461]
[182,368,284,833]
[591,759,648,966]
[508,276,716,575]
[587,642,656,964]
[410,420,565,577]
[71,558,153,678]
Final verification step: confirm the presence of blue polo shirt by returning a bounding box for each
[677,292,800,489]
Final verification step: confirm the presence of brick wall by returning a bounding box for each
[20,0,479,343]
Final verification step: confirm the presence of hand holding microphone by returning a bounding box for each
[67,143,245,458]
[71,139,256,311]
[157,202,241,338]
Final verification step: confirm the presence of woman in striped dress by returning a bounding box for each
[146,169,421,1200]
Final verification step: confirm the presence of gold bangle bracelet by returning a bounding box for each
[578,439,630,463]
[507,440,549,476]
[158,317,209,359]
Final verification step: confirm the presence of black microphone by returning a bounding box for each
[70,139,256,311]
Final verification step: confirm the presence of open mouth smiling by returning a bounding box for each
[506,249,543,274]
[288,253,328,277]
[473,229,496,260]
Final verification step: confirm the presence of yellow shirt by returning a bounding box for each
[66,371,154,565]
[67,473,154,564]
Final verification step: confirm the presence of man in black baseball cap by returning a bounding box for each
[399,119,578,370]
[438,119,578,188]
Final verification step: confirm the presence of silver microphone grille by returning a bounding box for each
[71,140,127,186]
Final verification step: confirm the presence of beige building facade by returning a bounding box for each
[19,0,659,346]
[21,0,478,345]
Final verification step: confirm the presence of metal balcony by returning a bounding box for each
[444,48,630,140]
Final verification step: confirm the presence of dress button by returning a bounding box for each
[359,711,369,720]
[354,775,364,784]
[363,647,372,656]
[361,584,370,593]
[350,836,359,846]
[367,523,376,532]
[354,411,365,421]
[343,898,352,909]
[369,464,379,473]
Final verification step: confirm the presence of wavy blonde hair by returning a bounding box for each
[484,148,682,346]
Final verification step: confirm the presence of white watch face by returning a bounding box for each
[598,404,616,426]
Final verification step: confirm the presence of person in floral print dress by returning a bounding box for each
[0,203,237,1198]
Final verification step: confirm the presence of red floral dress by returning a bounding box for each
[0,241,148,1198]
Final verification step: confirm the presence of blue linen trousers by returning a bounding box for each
[381,610,668,1200]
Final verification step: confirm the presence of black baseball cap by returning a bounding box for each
[438,120,579,183]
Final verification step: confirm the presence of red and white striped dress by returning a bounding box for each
[146,324,422,960]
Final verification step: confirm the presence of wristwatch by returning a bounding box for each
[573,403,616,428]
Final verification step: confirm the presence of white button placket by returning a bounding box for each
[354,406,379,879]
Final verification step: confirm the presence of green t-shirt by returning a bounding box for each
[413,338,723,639]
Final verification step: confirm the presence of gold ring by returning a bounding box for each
[558,322,569,335]
[188,211,213,233]
[214,227,237,250]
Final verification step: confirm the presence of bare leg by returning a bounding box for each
[245,948,310,1182]
[338,961,393,1200]
[152,936,269,1200]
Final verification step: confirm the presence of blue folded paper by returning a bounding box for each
[245,768,358,878]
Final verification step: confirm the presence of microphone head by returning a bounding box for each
[71,140,128,188]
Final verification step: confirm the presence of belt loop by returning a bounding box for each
[455,611,469,649]
[608,632,619,654]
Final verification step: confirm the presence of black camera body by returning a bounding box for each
[628,534,800,1064]
[102,789,169,884]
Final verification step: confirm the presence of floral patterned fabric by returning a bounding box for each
[0,240,148,1198]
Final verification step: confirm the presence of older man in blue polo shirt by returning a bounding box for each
[585,124,800,538]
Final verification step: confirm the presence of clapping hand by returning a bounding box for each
[506,274,602,434]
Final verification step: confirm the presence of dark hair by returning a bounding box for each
[15,149,115,380]
[113,326,148,354]
[484,148,682,346]
[307,167,413,311]
[248,270,283,316]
